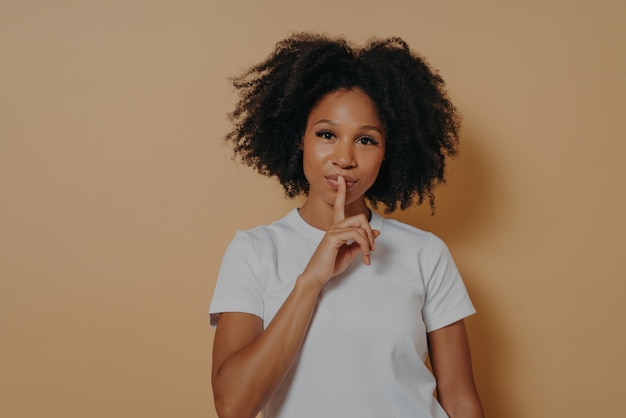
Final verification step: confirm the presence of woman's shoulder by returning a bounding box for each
[376,213,451,252]
[376,213,432,240]
[230,209,301,245]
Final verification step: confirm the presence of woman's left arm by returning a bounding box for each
[427,319,485,418]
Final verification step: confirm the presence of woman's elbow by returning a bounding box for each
[213,390,260,418]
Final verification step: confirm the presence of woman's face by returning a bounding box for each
[302,88,386,213]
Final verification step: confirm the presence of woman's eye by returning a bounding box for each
[316,130,335,140]
[357,136,378,145]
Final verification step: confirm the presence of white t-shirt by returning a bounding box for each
[210,208,476,418]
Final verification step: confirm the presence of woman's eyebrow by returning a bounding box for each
[313,118,338,126]
[359,125,384,134]
[314,119,383,134]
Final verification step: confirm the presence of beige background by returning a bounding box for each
[1,1,625,417]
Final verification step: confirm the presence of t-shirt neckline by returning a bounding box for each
[287,208,384,240]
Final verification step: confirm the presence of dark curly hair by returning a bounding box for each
[226,32,460,212]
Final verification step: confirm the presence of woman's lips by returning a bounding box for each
[325,174,358,190]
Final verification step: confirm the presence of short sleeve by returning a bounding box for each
[209,231,265,326]
[422,234,476,332]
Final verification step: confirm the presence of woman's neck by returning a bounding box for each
[298,197,371,231]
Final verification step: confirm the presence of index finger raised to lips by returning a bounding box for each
[333,175,346,223]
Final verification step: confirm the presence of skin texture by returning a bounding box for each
[212,89,483,418]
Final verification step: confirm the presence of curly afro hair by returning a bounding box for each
[226,32,460,212]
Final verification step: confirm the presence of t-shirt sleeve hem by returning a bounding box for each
[208,308,263,327]
[425,305,476,333]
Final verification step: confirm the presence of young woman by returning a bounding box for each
[209,33,484,418]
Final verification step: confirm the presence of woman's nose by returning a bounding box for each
[331,140,356,168]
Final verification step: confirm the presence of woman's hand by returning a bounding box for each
[302,176,381,286]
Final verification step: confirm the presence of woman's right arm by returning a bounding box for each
[211,177,378,418]
[212,273,323,418]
